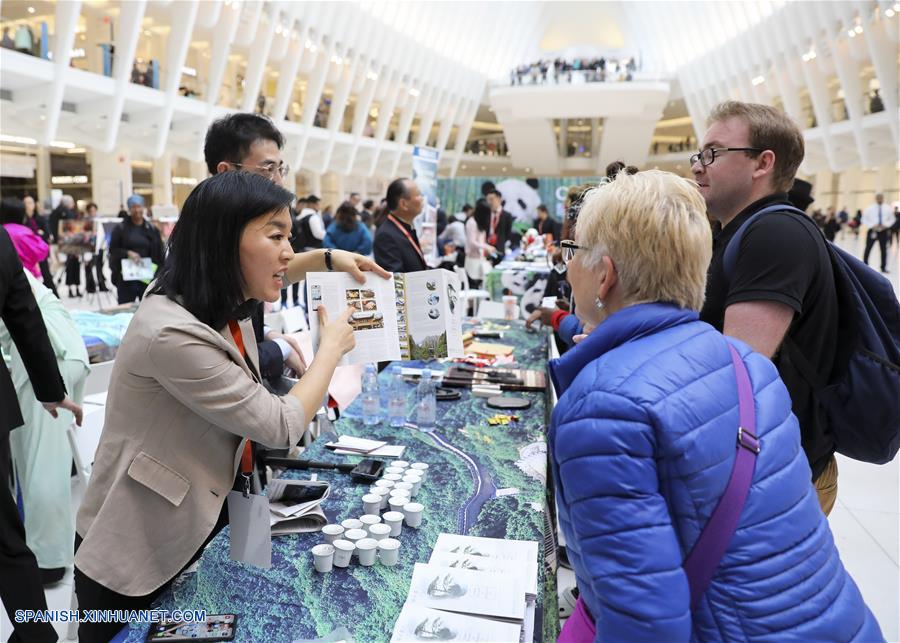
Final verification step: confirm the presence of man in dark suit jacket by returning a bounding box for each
[373,178,428,273]
[486,189,514,263]
[1,227,82,643]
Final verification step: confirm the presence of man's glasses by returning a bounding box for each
[559,239,591,264]
[689,147,764,167]
[232,162,291,179]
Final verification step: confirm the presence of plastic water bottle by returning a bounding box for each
[415,368,437,432]
[361,363,380,425]
[388,364,407,427]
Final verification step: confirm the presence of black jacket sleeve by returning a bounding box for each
[373,230,405,273]
[0,228,66,432]
[250,304,285,381]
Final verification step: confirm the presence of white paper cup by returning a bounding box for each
[382,511,404,537]
[356,538,378,566]
[344,528,368,547]
[362,494,381,515]
[383,473,402,483]
[388,496,408,513]
[368,523,392,540]
[403,502,424,528]
[393,460,410,470]
[373,479,395,490]
[321,524,345,544]
[384,466,405,476]
[340,518,364,531]
[410,462,429,474]
[359,514,382,529]
[394,480,414,494]
[378,538,401,566]
[402,474,423,495]
[311,543,334,573]
[332,540,354,567]
[389,489,411,504]
[369,486,391,509]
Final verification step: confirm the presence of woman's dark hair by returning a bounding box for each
[149,171,293,329]
[335,201,359,232]
[203,113,284,175]
[472,199,491,234]
[0,197,25,225]
[386,178,411,211]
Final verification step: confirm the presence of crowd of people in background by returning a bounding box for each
[510,55,639,85]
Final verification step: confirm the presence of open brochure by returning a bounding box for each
[404,563,527,622]
[391,605,521,643]
[307,269,464,366]
[432,534,539,598]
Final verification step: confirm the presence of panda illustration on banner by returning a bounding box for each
[480,179,548,317]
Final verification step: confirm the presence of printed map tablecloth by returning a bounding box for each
[122,320,558,643]
[485,262,551,318]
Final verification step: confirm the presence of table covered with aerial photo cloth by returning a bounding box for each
[120,320,559,643]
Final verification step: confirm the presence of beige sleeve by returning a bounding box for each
[147,324,307,448]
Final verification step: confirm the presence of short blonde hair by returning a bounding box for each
[708,101,804,193]
[575,170,712,311]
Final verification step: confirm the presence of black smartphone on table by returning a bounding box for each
[146,614,237,642]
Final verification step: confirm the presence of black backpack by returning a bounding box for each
[724,204,900,464]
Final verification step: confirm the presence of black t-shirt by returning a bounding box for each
[700,193,839,480]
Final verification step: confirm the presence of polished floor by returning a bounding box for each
[1,229,898,642]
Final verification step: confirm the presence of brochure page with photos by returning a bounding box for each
[307,269,464,366]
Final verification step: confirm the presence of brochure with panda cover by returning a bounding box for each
[404,563,527,622]
[390,605,521,643]
[307,269,464,366]
[432,534,539,598]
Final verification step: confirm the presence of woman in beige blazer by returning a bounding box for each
[73,171,389,642]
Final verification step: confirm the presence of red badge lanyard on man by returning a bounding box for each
[388,214,426,263]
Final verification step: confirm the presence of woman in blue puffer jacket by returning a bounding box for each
[549,170,882,642]
[324,201,373,256]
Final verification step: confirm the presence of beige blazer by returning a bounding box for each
[75,294,307,596]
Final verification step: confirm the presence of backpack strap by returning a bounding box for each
[722,204,809,285]
[682,343,760,610]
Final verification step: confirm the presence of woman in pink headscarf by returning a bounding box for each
[1,196,49,278]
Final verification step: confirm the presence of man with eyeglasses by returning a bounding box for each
[694,101,841,515]
[204,113,307,383]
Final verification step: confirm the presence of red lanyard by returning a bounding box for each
[388,214,425,263]
[228,320,254,476]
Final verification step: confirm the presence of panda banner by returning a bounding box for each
[413,146,441,267]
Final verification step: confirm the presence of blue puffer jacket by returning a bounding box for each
[323,221,372,255]
[548,303,882,642]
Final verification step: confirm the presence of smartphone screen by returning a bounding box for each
[146,615,236,642]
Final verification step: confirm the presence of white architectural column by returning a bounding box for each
[91,148,133,215]
[152,152,173,206]
[35,148,52,205]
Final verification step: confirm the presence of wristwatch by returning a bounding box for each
[324,248,334,271]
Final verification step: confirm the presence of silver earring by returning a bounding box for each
[595,297,604,311]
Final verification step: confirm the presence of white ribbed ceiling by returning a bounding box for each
[356,1,787,80]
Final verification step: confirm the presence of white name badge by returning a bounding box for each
[226,490,272,568]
